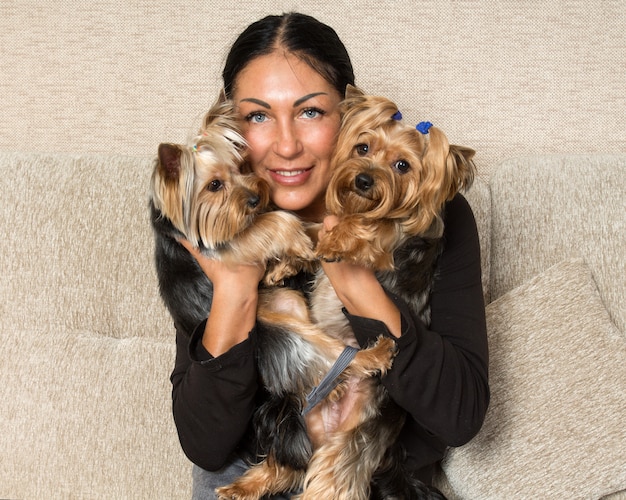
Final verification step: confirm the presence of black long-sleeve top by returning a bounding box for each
[170,193,489,484]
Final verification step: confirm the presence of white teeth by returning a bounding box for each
[275,170,306,177]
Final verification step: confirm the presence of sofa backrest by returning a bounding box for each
[0,152,190,498]
[1,2,625,179]
[0,152,171,340]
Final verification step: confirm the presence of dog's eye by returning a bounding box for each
[355,144,369,156]
[207,179,223,192]
[393,160,411,174]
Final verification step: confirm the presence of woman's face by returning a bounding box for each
[232,51,343,222]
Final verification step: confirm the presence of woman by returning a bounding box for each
[172,12,489,499]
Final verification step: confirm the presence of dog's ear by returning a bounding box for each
[217,87,227,104]
[420,129,477,207]
[344,84,365,99]
[340,85,370,118]
[202,91,236,130]
[447,144,476,194]
[198,91,246,154]
[152,142,192,239]
[157,143,183,181]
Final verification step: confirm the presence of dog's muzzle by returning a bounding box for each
[355,173,375,192]
[247,193,261,209]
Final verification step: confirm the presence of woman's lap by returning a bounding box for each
[191,458,295,500]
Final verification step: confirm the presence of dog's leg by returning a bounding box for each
[261,288,397,382]
[215,458,304,500]
[315,218,399,270]
[298,400,401,500]
[218,211,316,284]
[258,296,355,367]
[295,430,374,500]
[347,335,396,378]
[307,335,395,406]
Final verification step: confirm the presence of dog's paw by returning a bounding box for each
[263,265,289,286]
[289,229,316,260]
[316,219,399,270]
[352,336,397,376]
[372,336,398,374]
[315,234,352,263]
[263,257,307,286]
[215,485,256,500]
[316,223,385,267]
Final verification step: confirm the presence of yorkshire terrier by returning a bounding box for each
[314,84,475,320]
[150,94,315,334]
[308,85,475,499]
[217,86,474,500]
[149,93,397,498]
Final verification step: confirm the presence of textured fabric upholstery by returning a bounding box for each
[1,1,624,178]
[490,155,626,333]
[1,149,624,498]
[0,1,625,498]
[441,259,626,499]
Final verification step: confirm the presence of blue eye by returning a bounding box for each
[246,112,267,124]
[302,107,325,119]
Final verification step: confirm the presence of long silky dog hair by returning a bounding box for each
[217,87,474,499]
[150,92,399,499]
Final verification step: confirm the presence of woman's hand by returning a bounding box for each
[318,216,402,338]
[178,238,265,356]
[178,239,266,286]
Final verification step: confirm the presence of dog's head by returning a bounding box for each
[150,92,271,248]
[327,85,475,236]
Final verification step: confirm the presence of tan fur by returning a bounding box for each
[317,85,475,269]
[150,93,316,285]
[216,87,475,499]
[217,286,396,500]
[151,92,398,500]
[304,87,476,499]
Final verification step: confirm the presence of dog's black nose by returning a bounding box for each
[247,194,261,208]
[355,173,374,192]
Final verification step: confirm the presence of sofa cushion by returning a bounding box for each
[0,327,190,498]
[442,258,626,499]
[490,154,626,333]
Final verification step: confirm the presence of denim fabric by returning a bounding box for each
[192,459,297,499]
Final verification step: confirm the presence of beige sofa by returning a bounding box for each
[0,151,624,499]
[1,1,625,498]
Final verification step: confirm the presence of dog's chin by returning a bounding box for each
[337,190,387,216]
[196,212,258,250]
[343,191,382,214]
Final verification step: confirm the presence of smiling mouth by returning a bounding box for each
[273,168,311,177]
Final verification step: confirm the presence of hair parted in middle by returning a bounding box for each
[222,12,355,98]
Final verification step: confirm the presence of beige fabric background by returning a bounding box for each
[1,0,625,177]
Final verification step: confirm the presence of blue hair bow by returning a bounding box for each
[416,121,433,134]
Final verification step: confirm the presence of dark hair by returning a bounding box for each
[222,12,355,98]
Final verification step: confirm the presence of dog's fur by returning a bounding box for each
[149,93,397,498]
[216,86,475,499]
[150,95,316,334]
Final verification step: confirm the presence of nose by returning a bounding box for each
[247,193,261,209]
[355,173,374,192]
[273,120,303,158]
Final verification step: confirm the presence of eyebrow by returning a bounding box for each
[295,92,328,106]
[240,92,328,110]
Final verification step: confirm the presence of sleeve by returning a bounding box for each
[170,320,259,471]
[346,193,490,447]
